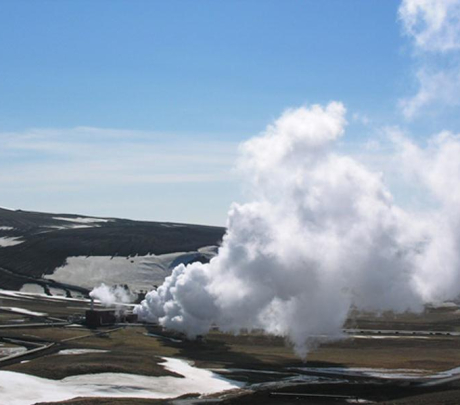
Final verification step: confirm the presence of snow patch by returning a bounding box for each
[0,346,27,358]
[19,284,47,295]
[47,224,98,230]
[0,357,241,405]
[53,216,111,224]
[57,349,109,355]
[0,307,47,317]
[437,366,460,377]
[0,237,24,247]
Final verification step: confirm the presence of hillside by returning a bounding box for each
[0,207,225,295]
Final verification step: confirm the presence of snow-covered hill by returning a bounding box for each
[0,207,224,296]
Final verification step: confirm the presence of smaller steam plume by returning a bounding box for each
[90,284,135,307]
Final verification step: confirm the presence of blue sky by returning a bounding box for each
[1,0,460,225]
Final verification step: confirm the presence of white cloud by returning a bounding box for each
[398,0,460,118]
[399,0,460,52]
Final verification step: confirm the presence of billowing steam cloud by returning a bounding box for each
[136,102,460,357]
[90,283,135,307]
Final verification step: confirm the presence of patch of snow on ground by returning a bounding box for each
[0,346,27,358]
[0,357,241,405]
[0,307,47,317]
[19,285,86,300]
[0,237,24,247]
[0,226,14,231]
[19,284,46,295]
[47,224,99,230]
[57,349,109,355]
[53,216,111,224]
[433,366,460,378]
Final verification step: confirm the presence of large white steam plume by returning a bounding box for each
[136,102,460,357]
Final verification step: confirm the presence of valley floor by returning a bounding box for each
[1,290,460,404]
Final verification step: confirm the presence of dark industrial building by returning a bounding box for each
[85,308,138,328]
[85,309,117,328]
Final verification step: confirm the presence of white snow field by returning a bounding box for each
[0,357,241,405]
[45,249,215,290]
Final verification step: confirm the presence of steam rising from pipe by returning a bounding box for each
[135,102,460,357]
[90,283,134,307]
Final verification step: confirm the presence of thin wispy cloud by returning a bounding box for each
[398,0,460,118]
[0,127,237,191]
